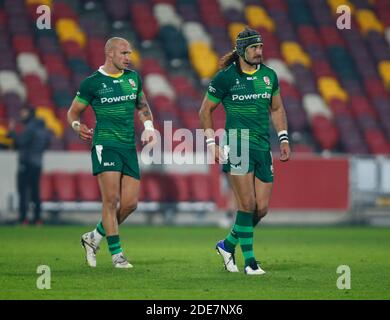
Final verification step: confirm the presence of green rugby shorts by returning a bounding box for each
[222,147,274,183]
[91,145,140,180]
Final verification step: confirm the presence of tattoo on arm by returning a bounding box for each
[141,110,151,117]
[137,101,148,110]
[136,94,149,110]
[137,93,153,121]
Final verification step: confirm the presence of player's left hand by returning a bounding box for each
[141,129,158,146]
[280,142,290,162]
[77,124,93,142]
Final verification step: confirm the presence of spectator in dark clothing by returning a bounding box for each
[7,107,51,225]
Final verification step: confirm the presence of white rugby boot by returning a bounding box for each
[216,240,239,272]
[244,261,266,275]
[112,253,133,269]
[81,232,99,267]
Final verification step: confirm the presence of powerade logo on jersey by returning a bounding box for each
[100,94,137,104]
[231,93,271,101]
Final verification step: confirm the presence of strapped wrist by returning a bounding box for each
[206,138,215,146]
[144,120,155,131]
[278,130,289,144]
[71,120,80,130]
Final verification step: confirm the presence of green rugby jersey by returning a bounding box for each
[206,62,280,151]
[75,67,143,148]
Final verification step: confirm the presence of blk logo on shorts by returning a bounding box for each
[103,162,115,166]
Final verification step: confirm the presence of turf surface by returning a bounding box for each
[0,225,389,300]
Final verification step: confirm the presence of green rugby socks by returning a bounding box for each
[224,210,256,267]
[235,211,256,267]
[224,227,239,252]
[107,235,123,255]
[96,221,106,237]
[223,212,261,252]
[90,221,105,246]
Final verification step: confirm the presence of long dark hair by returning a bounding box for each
[219,50,239,70]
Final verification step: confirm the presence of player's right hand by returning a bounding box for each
[141,129,158,147]
[77,124,93,142]
[208,144,227,164]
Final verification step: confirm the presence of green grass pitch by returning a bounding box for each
[0,225,389,300]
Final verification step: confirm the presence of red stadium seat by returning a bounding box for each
[311,115,339,150]
[140,58,166,76]
[0,102,6,119]
[139,177,146,202]
[181,111,199,130]
[319,26,345,48]
[170,174,190,202]
[40,173,54,202]
[364,129,390,155]
[67,142,91,151]
[12,35,36,54]
[212,107,226,130]
[151,0,176,5]
[198,0,225,27]
[75,172,100,201]
[364,79,389,100]
[23,74,43,86]
[298,26,323,48]
[2,0,389,158]
[292,144,314,154]
[51,171,77,201]
[62,40,87,60]
[152,95,177,112]
[169,76,199,98]
[87,37,105,69]
[130,4,158,41]
[143,173,164,202]
[52,2,78,22]
[55,108,68,127]
[312,60,337,79]
[189,174,211,202]
[350,96,377,119]
[262,0,287,11]
[0,9,6,27]
[42,54,70,78]
[161,174,180,202]
[328,100,353,117]
[279,80,301,99]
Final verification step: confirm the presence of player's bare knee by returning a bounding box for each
[256,206,268,218]
[104,195,119,211]
[121,202,137,215]
[239,199,256,213]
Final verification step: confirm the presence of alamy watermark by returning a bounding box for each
[336,5,351,30]
[36,265,51,290]
[139,123,251,173]
[336,265,351,289]
[36,5,51,30]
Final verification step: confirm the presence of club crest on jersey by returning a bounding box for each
[263,76,270,86]
[102,83,107,89]
[129,79,136,88]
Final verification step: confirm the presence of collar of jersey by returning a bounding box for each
[242,64,261,75]
[98,66,124,78]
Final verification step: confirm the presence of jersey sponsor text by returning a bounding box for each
[231,92,271,101]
